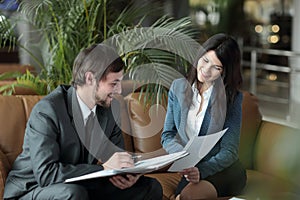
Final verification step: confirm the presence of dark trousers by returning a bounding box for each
[18,175,162,200]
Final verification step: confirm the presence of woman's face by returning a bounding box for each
[197,50,223,86]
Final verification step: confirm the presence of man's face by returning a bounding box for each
[94,70,123,107]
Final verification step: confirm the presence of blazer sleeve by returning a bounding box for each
[161,80,185,153]
[196,92,243,179]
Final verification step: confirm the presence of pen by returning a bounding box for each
[132,155,142,163]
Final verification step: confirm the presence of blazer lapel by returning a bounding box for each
[70,87,86,142]
[68,87,88,162]
[178,81,192,144]
[90,107,113,162]
[198,104,211,136]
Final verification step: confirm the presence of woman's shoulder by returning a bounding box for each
[170,78,190,91]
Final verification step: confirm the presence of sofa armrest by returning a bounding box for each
[239,91,262,169]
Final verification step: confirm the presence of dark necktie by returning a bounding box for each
[85,111,95,149]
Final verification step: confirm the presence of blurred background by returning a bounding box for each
[1,0,299,128]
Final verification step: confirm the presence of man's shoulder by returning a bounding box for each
[42,85,71,101]
[33,85,72,111]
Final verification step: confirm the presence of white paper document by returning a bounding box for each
[168,128,228,172]
[65,151,189,183]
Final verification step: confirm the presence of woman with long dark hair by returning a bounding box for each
[161,33,246,199]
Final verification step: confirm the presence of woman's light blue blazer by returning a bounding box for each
[161,78,243,179]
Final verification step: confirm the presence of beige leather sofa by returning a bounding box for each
[0,82,300,200]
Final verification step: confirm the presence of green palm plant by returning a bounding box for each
[0,0,199,104]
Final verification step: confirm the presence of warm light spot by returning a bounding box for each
[255,25,263,33]
[271,24,280,33]
[267,73,277,81]
[268,35,280,43]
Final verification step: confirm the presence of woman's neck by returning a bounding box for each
[197,81,212,94]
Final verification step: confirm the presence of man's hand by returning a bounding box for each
[102,152,142,189]
[103,152,134,170]
[109,174,141,189]
[179,167,200,184]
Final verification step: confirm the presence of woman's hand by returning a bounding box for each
[109,174,142,189]
[179,167,200,183]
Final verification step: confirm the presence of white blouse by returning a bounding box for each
[185,83,213,139]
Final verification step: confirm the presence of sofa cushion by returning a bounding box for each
[254,121,300,188]
[125,92,167,154]
[0,149,11,200]
[244,169,300,199]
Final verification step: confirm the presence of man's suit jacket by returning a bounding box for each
[4,85,124,199]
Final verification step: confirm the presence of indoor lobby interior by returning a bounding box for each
[1,0,299,128]
[1,1,300,200]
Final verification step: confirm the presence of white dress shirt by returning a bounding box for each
[185,83,213,139]
[76,93,96,125]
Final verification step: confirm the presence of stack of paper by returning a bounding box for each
[65,151,188,183]
[65,128,228,183]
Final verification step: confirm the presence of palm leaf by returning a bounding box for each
[0,14,17,49]
[0,71,22,80]
[1,0,199,108]
[15,70,47,95]
[106,16,199,105]
[0,84,15,95]
[0,70,46,95]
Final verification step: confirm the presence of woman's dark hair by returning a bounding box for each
[71,43,124,87]
[186,33,243,103]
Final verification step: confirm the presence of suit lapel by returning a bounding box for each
[70,87,86,142]
[91,107,113,162]
[178,81,192,144]
[68,87,88,162]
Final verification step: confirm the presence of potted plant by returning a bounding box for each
[0,0,199,104]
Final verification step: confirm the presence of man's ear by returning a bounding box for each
[85,72,94,85]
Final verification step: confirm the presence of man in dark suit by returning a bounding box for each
[3,44,163,200]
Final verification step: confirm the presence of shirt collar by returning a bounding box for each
[76,92,96,121]
[192,82,213,102]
